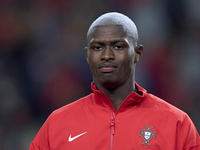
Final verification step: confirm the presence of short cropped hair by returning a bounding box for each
[87,12,138,46]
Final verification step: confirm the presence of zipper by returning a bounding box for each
[98,88,138,150]
[110,111,115,150]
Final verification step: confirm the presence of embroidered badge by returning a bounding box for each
[139,126,156,146]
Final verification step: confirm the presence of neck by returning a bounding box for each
[94,79,136,111]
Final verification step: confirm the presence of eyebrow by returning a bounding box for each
[89,38,128,45]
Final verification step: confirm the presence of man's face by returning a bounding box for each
[86,25,136,88]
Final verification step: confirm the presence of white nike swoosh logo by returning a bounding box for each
[68,132,87,142]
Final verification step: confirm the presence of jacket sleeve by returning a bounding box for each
[29,142,44,150]
[180,114,200,150]
[29,116,51,150]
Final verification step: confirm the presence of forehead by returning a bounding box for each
[89,25,128,43]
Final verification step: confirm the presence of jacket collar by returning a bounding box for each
[91,82,147,112]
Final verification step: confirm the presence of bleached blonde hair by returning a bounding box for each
[87,12,138,46]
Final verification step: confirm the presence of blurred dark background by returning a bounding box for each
[0,0,200,149]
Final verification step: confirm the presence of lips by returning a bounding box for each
[98,63,117,73]
[100,67,116,72]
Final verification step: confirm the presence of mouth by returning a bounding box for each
[98,63,117,73]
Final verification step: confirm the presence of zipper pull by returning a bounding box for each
[110,113,115,135]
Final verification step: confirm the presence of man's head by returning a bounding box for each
[85,12,143,89]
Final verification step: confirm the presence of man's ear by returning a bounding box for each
[85,47,89,64]
[134,44,143,63]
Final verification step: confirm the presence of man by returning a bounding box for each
[30,12,200,150]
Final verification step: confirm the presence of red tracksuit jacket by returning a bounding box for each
[30,82,200,150]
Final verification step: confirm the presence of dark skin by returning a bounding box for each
[85,25,143,111]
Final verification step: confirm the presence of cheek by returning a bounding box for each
[88,55,98,66]
[122,55,135,73]
[88,55,99,73]
[123,52,135,64]
[88,59,95,70]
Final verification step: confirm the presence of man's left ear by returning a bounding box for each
[134,44,143,63]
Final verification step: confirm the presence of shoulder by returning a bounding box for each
[144,94,200,136]
[49,93,94,119]
[146,94,200,148]
[145,93,188,121]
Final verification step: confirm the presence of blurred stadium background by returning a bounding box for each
[0,0,200,149]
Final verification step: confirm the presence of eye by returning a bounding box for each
[113,45,124,50]
[92,45,103,51]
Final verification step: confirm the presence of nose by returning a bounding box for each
[101,46,114,61]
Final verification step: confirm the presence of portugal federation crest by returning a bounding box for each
[139,126,156,146]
